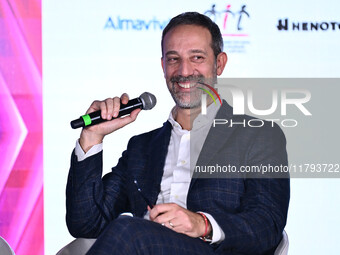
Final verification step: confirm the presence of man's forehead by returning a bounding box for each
[164,24,210,39]
[165,49,207,56]
[163,25,212,50]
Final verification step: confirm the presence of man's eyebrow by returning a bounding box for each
[165,49,208,56]
[165,51,178,56]
[190,49,207,55]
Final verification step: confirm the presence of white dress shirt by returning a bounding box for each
[75,103,225,244]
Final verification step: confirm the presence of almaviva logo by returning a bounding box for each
[104,16,170,31]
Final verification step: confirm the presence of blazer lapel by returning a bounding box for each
[189,101,242,189]
[146,121,172,204]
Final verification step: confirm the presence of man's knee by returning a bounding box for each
[90,216,212,255]
[104,216,165,252]
[103,216,158,242]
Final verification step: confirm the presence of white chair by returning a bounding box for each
[0,236,15,255]
[57,230,288,255]
[56,238,96,255]
[274,230,289,255]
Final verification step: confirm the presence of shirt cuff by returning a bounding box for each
[75,139,103,161]
[200,212,225,244]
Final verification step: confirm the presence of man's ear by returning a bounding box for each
[216,52,228,76]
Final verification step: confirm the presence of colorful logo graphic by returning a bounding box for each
[203,3,251,54]
[204,3,250,36]
[197,82,222,105]
[197,82,222,115]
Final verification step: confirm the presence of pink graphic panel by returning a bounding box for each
[0,0,43,254]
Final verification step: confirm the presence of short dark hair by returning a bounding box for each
[161,12,223,58]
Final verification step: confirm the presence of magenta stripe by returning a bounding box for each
[0,0,43,253]
[0,73,27,194]
[222,34,249,37]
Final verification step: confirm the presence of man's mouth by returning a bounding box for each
[177,82,197,89]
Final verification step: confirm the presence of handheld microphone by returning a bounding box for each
[70,92,156,129]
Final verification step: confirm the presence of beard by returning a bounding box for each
[168,75,204,109]
[167,74,217,109]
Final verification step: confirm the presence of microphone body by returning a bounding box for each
[70,92,156,129]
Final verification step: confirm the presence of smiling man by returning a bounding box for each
[66,12,290,255]
[161,23,227,131]
[163,24,224,108]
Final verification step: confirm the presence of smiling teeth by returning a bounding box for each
[178,82,195,89]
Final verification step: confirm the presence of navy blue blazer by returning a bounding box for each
[66,102,290,255]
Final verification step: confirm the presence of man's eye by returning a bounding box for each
[167,57,178,63]
[193,56,204,62]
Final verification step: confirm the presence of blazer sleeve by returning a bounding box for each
[66,147,130,238]
[213,124,290,254]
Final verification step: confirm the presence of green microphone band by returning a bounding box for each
[82,114,92,126]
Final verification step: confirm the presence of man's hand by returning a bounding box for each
[79,93,141,153]
[148,203,211,238]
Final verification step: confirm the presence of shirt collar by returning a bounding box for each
[167,103,220,132]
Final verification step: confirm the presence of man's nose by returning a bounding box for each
[178,59,194,77]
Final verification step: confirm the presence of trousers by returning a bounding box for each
[86,216,217,255]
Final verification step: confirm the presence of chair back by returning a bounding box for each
[274,230,289,255]
[0,236,15,255]
[56,238,96,255]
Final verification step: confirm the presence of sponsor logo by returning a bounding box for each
[204,3,250,36]
[104,16,169,31]
[277,19,340,31]
[204,3,251,53]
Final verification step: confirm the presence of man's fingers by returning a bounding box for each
[129,108,141,120]
[149,203,176,220]
[100,101,108,119]
[149,204,203,237]
[120,93,129,105]
[112,97,121,118]
[86,93,133,121]
[86,97,140,130]
[158,216,194,236]
[105,98,114,120]
[153,211,173,225]
[168,217,181,228]
[86,100,101,114]
[116,109,141,128]
[79,94,140,152]
[163,217,181,230]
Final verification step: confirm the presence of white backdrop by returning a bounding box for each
[43,0,340,254]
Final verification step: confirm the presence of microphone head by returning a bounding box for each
[139,92,157,110]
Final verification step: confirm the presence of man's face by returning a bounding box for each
[161,25,218,109]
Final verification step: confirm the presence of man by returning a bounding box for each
[66,12,290,255]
